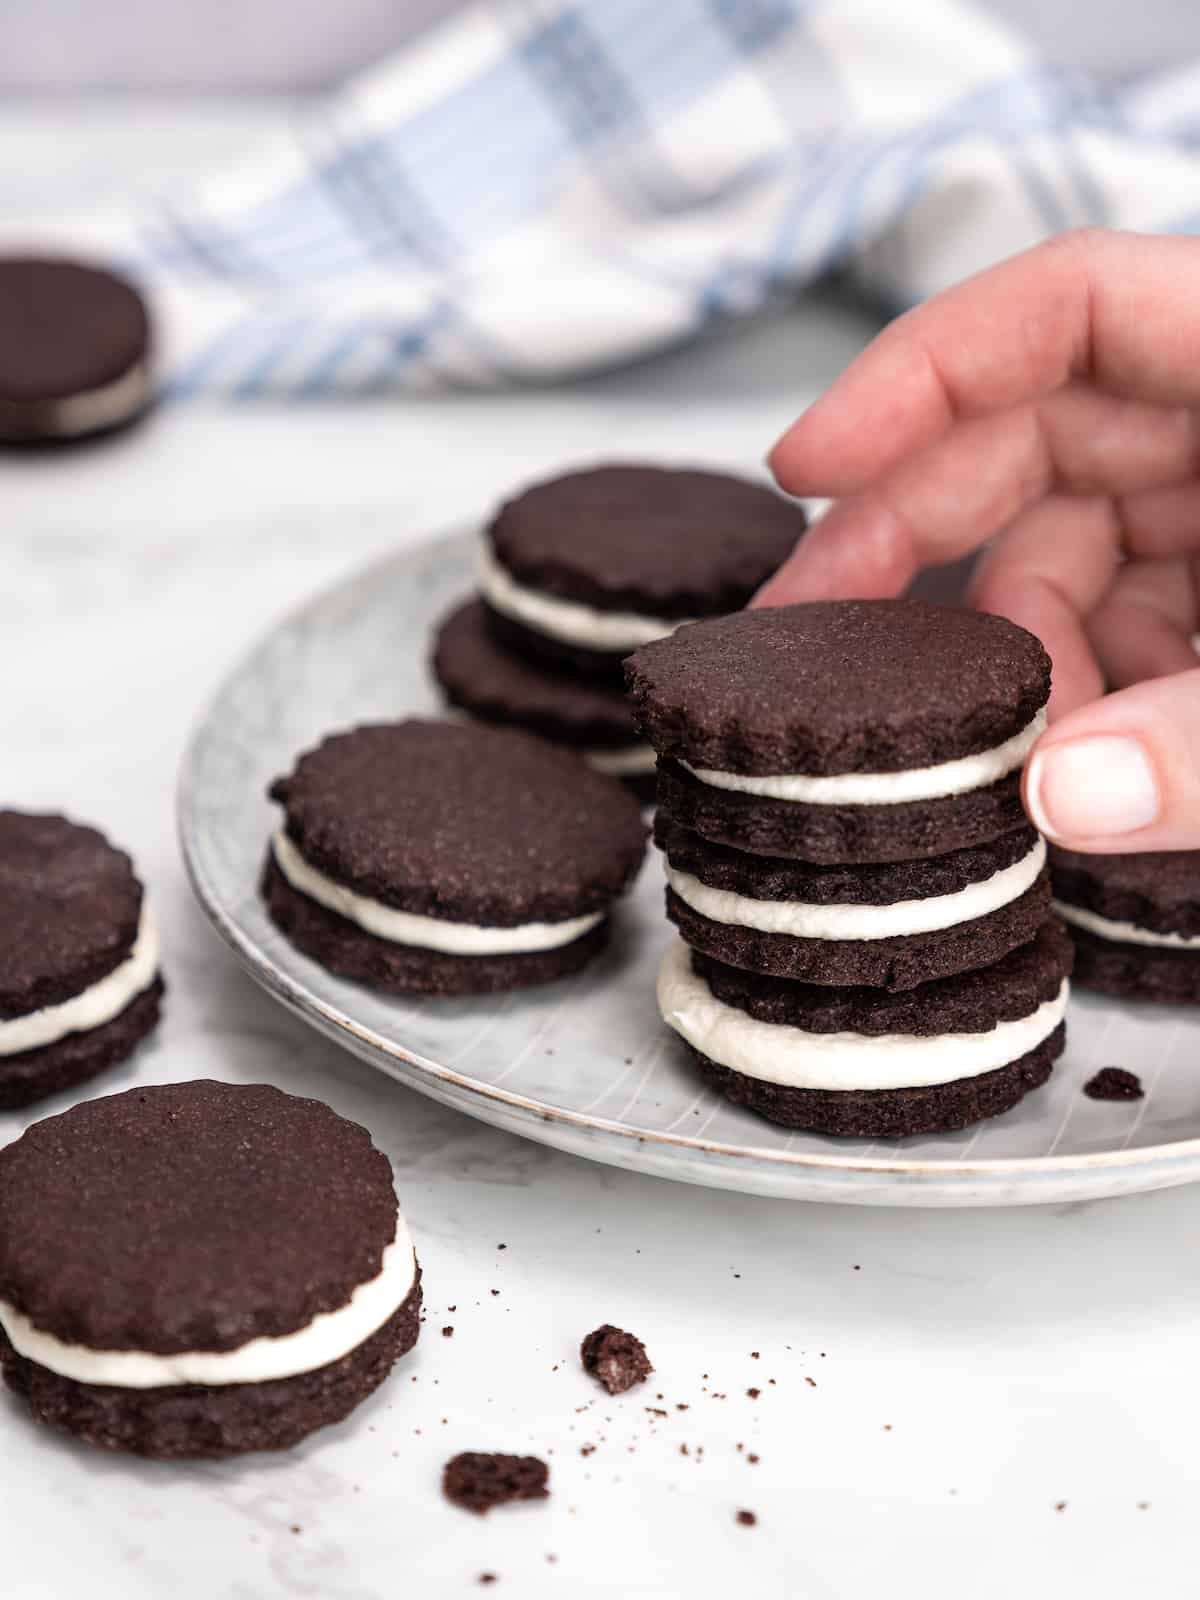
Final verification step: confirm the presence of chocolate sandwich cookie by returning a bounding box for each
[431,598,657,802]
[0,811,163,1109]
[479,463,806,677]
[655,813,1051,989]
[0,257,152,444]
[0,1080,421,1459]
[627,602,1050,863]
[658,920,1072,1137]
[1051,846,1200,1004]
[263,719,647,995]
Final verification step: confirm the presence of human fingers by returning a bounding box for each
[1024,667,1200,853]
[1087,554,1200,689]
[770,229,1200,498]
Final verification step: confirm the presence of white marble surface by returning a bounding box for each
[3,104,1200,1599]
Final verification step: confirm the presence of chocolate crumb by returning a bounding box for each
[746,1388,760,1399]
[748,1453,760,1464]
[1084,1067,1144,1101]
[750,1352,760,1359]
[883,1425,892,1432]
[580,1445,595,1457]
[479,1576,497,1587]
[805,1377,816,1388]
[736,1510,757,1527]
[443,1453,549,1515]
[1138,1502,1150,1510]
[581,1324,652,1395]
[680,1443,688,1456]
[676,1403,689,1411]
[490,1289,500,1297]
[1055,1502,1067,1513]
[645,1407,668,1418]
[442,1326,455,1338]
[290,1526,301,1535]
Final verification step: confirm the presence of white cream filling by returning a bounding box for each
[584,742,657,776]
[657,937,1068,1091]
[43,362,151,438]
[680,710,1047,806]
[0,903,159,1058]
[666,837,1046,942]
[273,830,603,955]
[1055,900,1200,951]
[0,1222,416,1389]
[479,546,694,651]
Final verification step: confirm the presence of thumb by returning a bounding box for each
[1024,669,1200,854]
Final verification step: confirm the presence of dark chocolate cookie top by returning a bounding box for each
[0,811,144,1021]
[0,1080,398,1353]
[486,464,806,618]
[1050,847,1200,939]
[0,257,150,403]
[431,599,640,747]
[627,601,1051,776]
[655,812,1039,905]
[692,917,1072,1036]
[270,720,647,925]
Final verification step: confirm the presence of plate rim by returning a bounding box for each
[177,529,1200,1191]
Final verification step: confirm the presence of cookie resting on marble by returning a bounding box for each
[0,810,163,1109]
[0,1080,421,1458]
[0,257,153,443]
[263,719,647,995]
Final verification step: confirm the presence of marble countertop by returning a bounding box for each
[3,103,1198,1600]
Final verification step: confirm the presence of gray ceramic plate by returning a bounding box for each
[179,530,1200,1206]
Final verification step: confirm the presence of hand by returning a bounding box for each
[758,229,1200,855]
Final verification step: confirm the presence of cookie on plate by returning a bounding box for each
[627,601,1050,863]
[262,720,647,995]
[0,1080,421,1459]
[0,810,163,1110]
[655,812,1052,990]
[657,920,1072,1137]
[431,598,657,802]
[479,463,806,677]
[1051,846,1200,1004]
[0,257,152,444]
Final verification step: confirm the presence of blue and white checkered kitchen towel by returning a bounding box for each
[41,0,1200,395]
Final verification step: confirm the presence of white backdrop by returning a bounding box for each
[0,0,1194,92]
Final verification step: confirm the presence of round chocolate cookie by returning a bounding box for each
[431,598,656,802]
[657,931,1069,1137]
[654,757,1030,866]
[479,463,806,676]
[0,810,163,1109]
[627,601,1051,775]
[0,257,152,444]
[656,813,1051,988]
[264,719,647,995]
[0,1080,421,1459]
[1050,846,1200,1003]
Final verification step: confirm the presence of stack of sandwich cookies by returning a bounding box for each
[1051,847,1200,1004]
[0,811,163,1109]
[628,602,1071,1138]
[431,463,807,799]
[263,719,646,995]
[0,1080,421,1459]
[0,257,153,444]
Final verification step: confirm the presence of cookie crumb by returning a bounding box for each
[748,1453,760,1465]
[443,1453,549,1514]
[1055,1501,1067,1513]
[746,1388,760,1399]
[1084,1067,1144,1101]
[736,1510,757,1527]
[580,1324,652,1395]
[442,1326,454,1338]
[479,1576,497,1587]
[805,1377,816,1389]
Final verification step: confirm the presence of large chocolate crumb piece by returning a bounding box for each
[736,1510,758,1527]
[1083,1067,1144,1102]
[443,1452,550,1514]
[580,1324,653,1395]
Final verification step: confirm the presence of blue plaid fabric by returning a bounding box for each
[78,0,1200,394]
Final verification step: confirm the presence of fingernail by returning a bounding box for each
[1026,737,1161,841]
